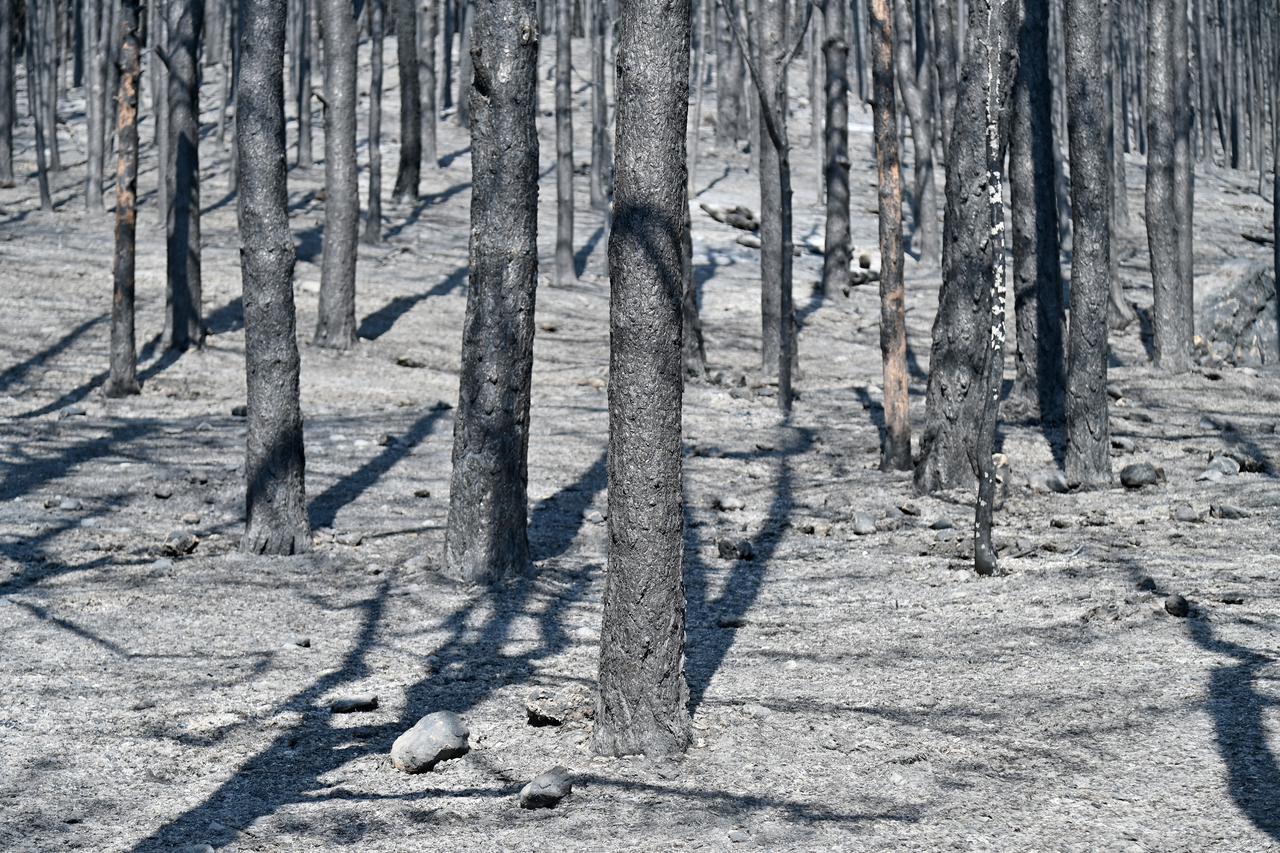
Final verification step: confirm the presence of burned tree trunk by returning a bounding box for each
[1009,0,1065,423]
[444,0,539,583]
[295,0,314,167]
[1171,0,1194,355]
[1064,0,1112,487]
[422,0,439,166]
[589,0,611,209]
[554,0,574,283]
[25,0,53,209]
[752,0,787,383]
[714,0,745,145]
[239,0,312,556]
[0,0,13,188]
[870,0,910,470]
[364,0,384,244]
[819,0,850,296]
[314,0,359,348]
[165,0,205,352]
[893,0,939,264]
[85,0,105,207]
[107,0,142,397]
[594,0,692,759]
[1145,0,1192,372]
[914,0,1019,494]
[456,0,472,126]
[393,0,422,200]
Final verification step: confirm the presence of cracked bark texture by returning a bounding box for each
[914,0,1019,495]
[1064,0,1113,487]
[819,0,850,296]
[108,0,142,398]
[165,0,205,352]
[238,0,312,555]
[870,0,910,471]
[444,0,539,584]
[554,0,574,283]
[893,0,939,265]
[314,0,359,348]
[393,0,421,200]
[364,0,385,244]
[593,0,691,758]
[588,0,612,209]
[1009,0,1065,424]
[0,0,11,188]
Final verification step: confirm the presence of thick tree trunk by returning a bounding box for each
[554,0,574,282]
[107,0,141,397]
[914,0,1019,495]
[819,0,849,296]
[165,0,205,352]
[1064,0,1112,487]
[393,0,421,199]
[1145,0,1192,372]
[0,0,13,187]
[25,0,53,209]
[364,0,384,244]
[238,0,312,556]
[893,0,938,264]
[444,0,539,583]
[421,0,438,165]
[314,0,359,348]
[870,0,909,470]
[295,0,313,167]
[589,0,611,208]
[593,0,691,759]
[1009,0,1065,424]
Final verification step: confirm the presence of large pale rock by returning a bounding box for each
[391,711,470,773]
[1194,260,1278,366]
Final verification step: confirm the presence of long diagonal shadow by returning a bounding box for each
[356,265,467,340]
[0,314,107,393]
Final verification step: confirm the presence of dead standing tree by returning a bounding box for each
[893,0,939,265]
[554,0,574,283]
[365,0,385,244]
[819,0,850,297]
[0,0,11,188]
[869,0,910,470]
[444,0,540,583]
[239,0,312,555]
[594,0,692,759]
[394,0,422,200]
[107,0,143,398]
[164,0,206,351]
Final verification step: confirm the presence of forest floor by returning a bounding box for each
[2,39,1280,853]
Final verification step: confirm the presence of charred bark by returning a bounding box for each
[593,0,691,759]
[0,0,13,187]
[444,0,539,583]
[239,0,312,555]
[554,0,574,283]
[819,0,849,296]
[588,0,611,208]
[107,0,141,397]
[893,0,938,264]
[393,0,422,199]
[165,0,205,352]
[421,0,438,165]
[364,0,384,243]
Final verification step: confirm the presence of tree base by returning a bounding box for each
[241,525,312,556]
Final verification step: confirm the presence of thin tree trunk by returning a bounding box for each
[593,0,692,759]
[165,0,205,351]
[715,0,744,143]
[295,0,314,167]
[1009,0,1064,423]
[688,0,706,189]
[589,0,611,208]
[393,0,421,198]
[819,0,849,295]
[1064,0,1112,487]
[42,0,59,171]
[914,0,1019,495]
[930,0,958,150]
[440,0,454,110]
[239,0,312,556]
[152,0,168,215]
[314,0,359,348]
[107,0,141,397]
[869,0,909,469]
[444,0,539,583]
[85,0,104,207]
[554,0,574,282]
[421,0,438,165]
[456,0,472,126]
[893,0,938,264]
[26,0,53,208]
[1146,0,1192,371]
[1171,0,1194,351]
[365,0,384,243]
[0,0,13,187]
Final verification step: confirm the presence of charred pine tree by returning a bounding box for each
[25,0,53,210]
[1009,0,1065,423]
[819,0,850,296]
[422,0,439,166]
[893,0,939,264]
[0,0,13,188]
[444,0,539,584]
[364,0,384,244]
[914,0,1020,494]
[1145,0,1193,372]
[714,0,745,145]
[294,0,314,167]
[589,0,611,209]
[85,0,105,207]
[393,0,421,199]
[1171,0,1193,354]
[107,0,142,397]
[239,0,312,556]
[931,0,958,150]
[593,0,692,759]
[972,0,1019,576]
[314,0,359,348]
[456,0,473,126]
[870,0,910,470]
[554,0,574,283]
[165,0,206,351]
[1064,0,1112,487]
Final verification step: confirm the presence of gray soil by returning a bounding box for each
[2,38,1279,853]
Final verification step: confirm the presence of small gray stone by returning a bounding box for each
[729,829,751,843]
[161,529,198,556]
[331,694,378,713]
[1210,503,1250,520]
[1044,471,1070,494]
[520,765,573,809]
[714,495,746,511]
[289,636,311,648]
[1207,455,1240,476]
[58,497,82,511]
[1172,504,1200,523]
[525,685,594,727]
[231,404,248,417]
[1197,468,1226,483]
[181,512,202,526]
[1164,594,1190,618]
[153,485,174,500]
[585,510,605,524]
[1120,463,1161,489]
[928,517,953,530]
[1110,436,1136,452]
[852,514,877,536]
[1136,576,1158,593]
[391,711,470,773]
[1050,517,1073,529]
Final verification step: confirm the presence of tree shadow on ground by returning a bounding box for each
[356,266,467,340]
[0,314,106,393]
[381,179,474,241]
[685,426,813,712]
[574,223,607,278]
